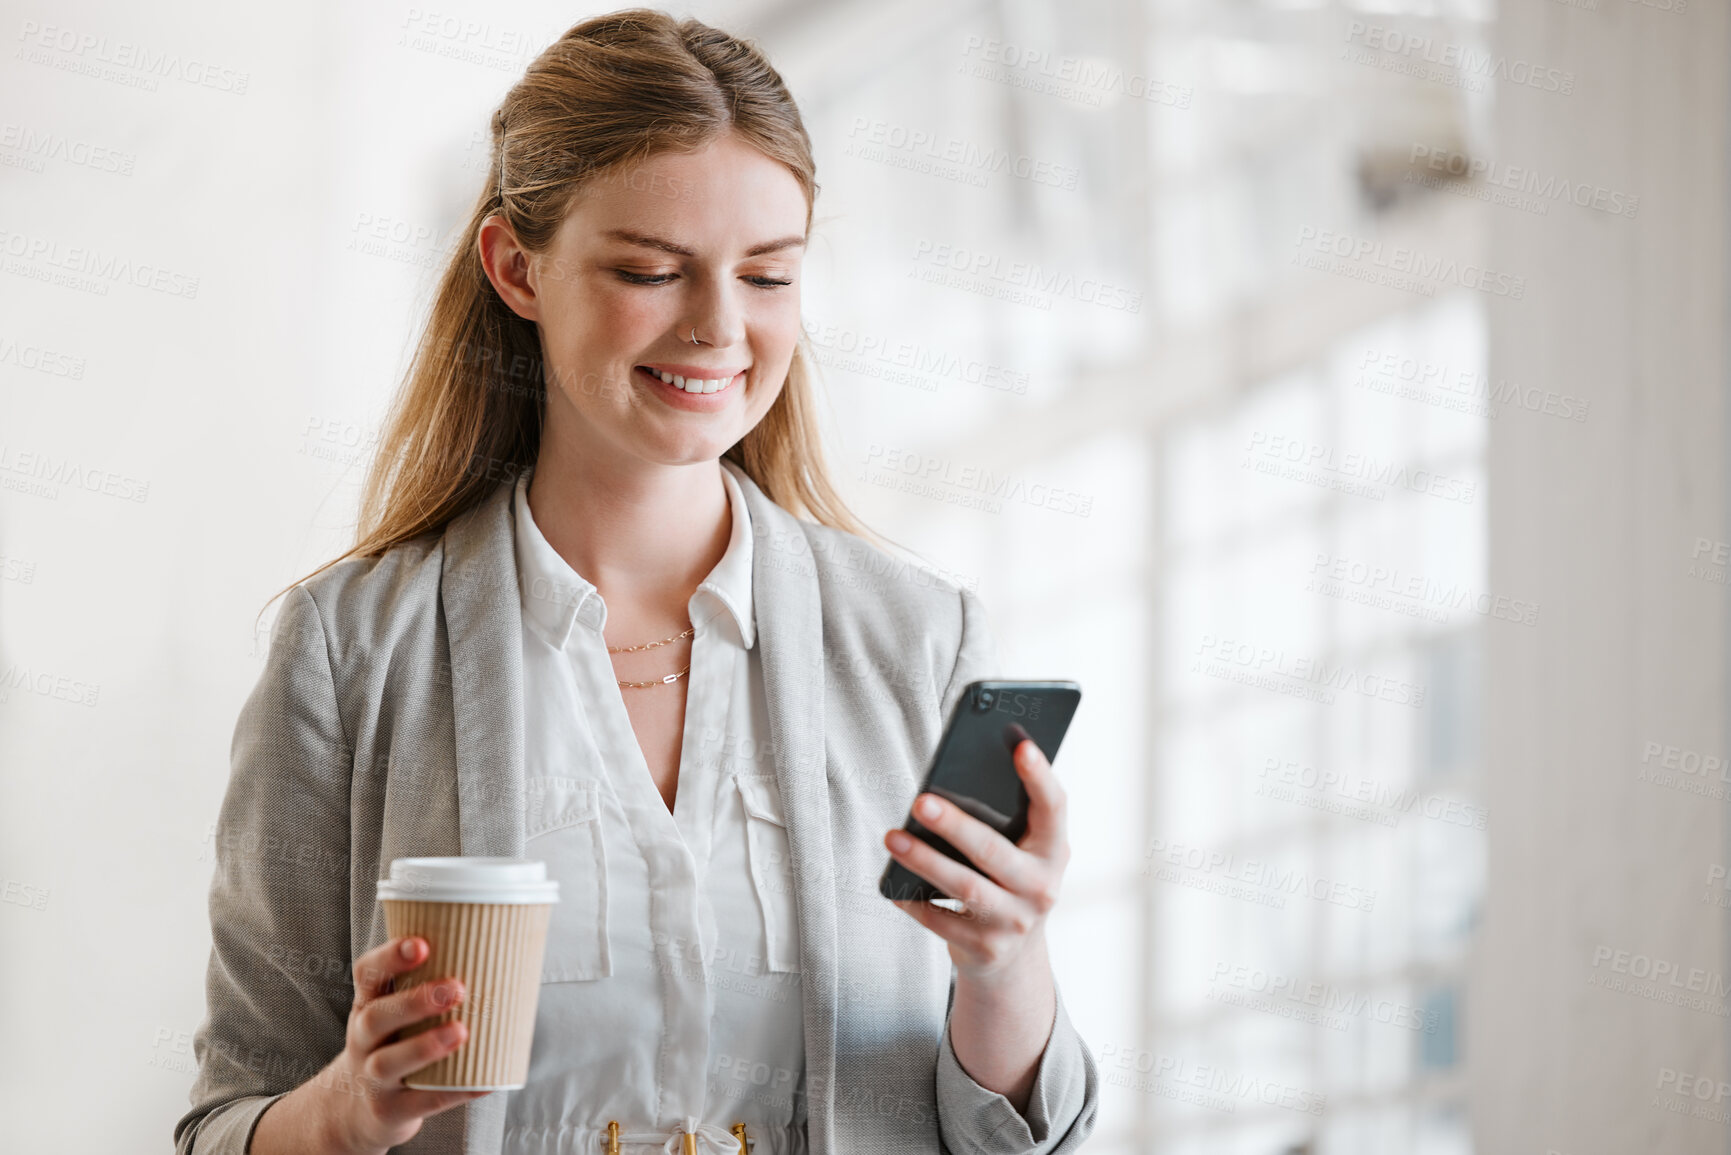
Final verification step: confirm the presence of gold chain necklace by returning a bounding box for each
[615,664,692,690]
[605,626,695,654]
[607,624,694,690]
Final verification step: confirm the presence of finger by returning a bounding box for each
[1014,739,1068,856]
[353,937,428,1005]
[364,1018,470,1089]
[884,829,1014,919]
[353,978,466,1054]
[892,898,989,948]
[908,792,1040,895]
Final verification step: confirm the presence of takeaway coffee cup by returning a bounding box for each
[376,857,559,1090]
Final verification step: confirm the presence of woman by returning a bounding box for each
[176,10,1098,1154]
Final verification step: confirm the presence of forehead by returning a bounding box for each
[559,134,809,249]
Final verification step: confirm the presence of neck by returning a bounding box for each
[526,433,731,623]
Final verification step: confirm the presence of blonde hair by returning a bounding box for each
[302,8,863,588]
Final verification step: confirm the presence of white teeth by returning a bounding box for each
[645,368,735,394]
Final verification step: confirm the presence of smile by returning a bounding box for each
[635,363,745,395]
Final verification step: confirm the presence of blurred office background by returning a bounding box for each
[0,0,1724,1151]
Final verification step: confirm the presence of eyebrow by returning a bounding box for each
[603,228,807,258]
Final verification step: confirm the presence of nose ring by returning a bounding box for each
[690,327,700,345]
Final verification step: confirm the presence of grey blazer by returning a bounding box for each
[175,467,1099,1155]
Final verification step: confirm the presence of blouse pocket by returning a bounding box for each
[524,777,611,982]
[735,774,800,973]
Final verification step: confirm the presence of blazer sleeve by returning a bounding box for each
[174,585,356,1155]
[931,587,1101,1155]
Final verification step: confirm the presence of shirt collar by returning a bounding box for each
[511,462,755,651]
[704,460,756,649]
[513,472,603,650]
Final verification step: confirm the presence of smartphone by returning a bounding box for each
[879,680,1082,904]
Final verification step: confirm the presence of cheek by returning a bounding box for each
[599,288,671,336]
[750,314,802,404]
[546,279,666,359]
[752,300,805,365]
[746,375,788,426]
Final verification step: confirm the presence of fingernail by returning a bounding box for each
[887,830,912,853]
[439,980,464,1002]
[399,939,418,960]
[916,795,941,820]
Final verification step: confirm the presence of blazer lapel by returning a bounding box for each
[735,468,840,1155]
[434,478,527,1155]
[439,477,529,861]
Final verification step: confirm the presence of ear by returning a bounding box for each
[477,215,541,322]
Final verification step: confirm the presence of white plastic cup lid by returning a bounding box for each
[376,857,560,904]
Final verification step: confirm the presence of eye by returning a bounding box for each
[615,270,676,285]
[745,275,794,288]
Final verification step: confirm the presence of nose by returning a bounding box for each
[686,271,747,348]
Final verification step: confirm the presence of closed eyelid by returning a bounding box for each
[608,258,678,271]
[608,263,795,279]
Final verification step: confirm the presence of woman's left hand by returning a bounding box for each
[883,738,1069,984]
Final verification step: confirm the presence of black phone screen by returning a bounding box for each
[879,680,1082,903]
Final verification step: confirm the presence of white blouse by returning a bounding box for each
[501,462,807,1155]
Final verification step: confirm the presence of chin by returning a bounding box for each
[637,429,744,468]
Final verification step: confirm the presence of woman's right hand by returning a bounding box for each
[250,936,491,1155]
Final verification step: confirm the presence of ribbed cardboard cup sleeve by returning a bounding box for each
[380,899,553,1089]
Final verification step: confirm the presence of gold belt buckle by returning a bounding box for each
[601,1119,749,1153]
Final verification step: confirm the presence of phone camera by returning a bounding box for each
[975,689,995,712]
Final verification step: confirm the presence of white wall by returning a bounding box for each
[1472,0,1730,1151]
